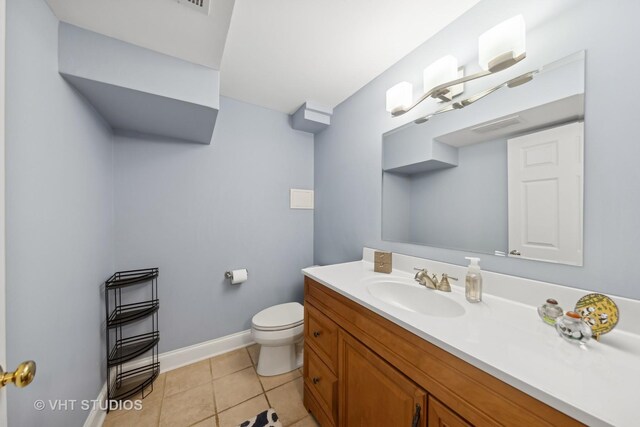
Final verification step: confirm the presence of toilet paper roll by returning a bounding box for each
[230,269,248,285]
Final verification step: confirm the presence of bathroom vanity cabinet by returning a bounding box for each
[302,277,583,427]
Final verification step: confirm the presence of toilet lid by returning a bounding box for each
[252,302,304,331]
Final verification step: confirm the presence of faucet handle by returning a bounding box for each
[437,273,457,292]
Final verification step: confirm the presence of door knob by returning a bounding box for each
[509,250,521,256]
[0,361,36,388]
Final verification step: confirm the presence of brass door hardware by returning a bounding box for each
[0,360,36,388]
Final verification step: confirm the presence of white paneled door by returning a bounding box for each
[507,122,584,266]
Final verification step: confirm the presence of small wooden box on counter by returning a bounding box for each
[374,251,392,273]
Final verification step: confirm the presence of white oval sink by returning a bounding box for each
[365,278,465,318]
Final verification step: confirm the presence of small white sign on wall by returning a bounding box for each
[290,189,314,209]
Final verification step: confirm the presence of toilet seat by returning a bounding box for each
[252,302,304,331]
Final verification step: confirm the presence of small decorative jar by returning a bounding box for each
[556,311,592,345]
[537,298,563,325]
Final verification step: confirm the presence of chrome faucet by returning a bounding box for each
[414,268,438,290]
[414,268,458,292]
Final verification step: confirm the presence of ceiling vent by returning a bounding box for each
[471,115,523,134]
[177,0,211,15]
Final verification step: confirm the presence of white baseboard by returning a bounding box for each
[124,329,254,374]
[83,330,254,427]
[83,383,107,427]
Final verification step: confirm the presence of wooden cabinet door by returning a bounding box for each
[339,330,426,427]
[428,397,471,427]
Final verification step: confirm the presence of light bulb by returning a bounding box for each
[386,82,413,113]
[479,15,526,72]
[423,55,459,94]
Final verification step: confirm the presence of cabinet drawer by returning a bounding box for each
[304,345,338,424]
[304,384,335,427]
[428,396,471,427]
[305,304,338,370]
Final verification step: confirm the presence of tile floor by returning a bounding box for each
[104,344,319,427]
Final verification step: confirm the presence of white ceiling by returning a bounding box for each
[45,0,235,69]
[222,0,481,113]
[45,0,481,114]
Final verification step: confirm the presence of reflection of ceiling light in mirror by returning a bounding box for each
[507,71,535,88]
[479,15,526,72]
[386,82,413,114]
[423,55,459,100]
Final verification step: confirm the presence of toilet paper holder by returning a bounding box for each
[225,270,248,279]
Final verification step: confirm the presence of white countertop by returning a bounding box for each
[302,249,640,427]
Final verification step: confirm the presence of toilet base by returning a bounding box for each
[256,343,302,376]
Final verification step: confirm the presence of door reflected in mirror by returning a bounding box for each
[382,51,585,266]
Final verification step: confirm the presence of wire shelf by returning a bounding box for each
[107,300,159,329]
[109,362,160,402]
[108,331,160,367]
[105,268,159,289]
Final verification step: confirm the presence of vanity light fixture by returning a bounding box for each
[387,15,527,117]
[414,70,537,124]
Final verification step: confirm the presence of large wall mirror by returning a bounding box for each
[382,51,585,266]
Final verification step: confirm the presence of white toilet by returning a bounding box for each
[251,302,304,376]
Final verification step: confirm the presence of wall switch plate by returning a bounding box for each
[374,251,392,273]
[290,189,314,209]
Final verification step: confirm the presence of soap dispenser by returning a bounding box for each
[465,257,483,303]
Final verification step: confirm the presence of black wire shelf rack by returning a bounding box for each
[105,267,159,409]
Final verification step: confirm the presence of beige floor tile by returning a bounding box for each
[289,415,320,427]
[159,382,216,427]
[191,415,218,427]
[146,372,166,403]
[108,372,166,419]
[266,378,307,426]
[164,359,212,397]
[213,367,263,411]
[258,368,301,391]
[103,398,162,427]
[246,344,260,366]
[217,395,269,427]
[210,348,252,379]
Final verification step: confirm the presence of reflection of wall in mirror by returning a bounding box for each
[382,138,508,254]
[409,139,507,254]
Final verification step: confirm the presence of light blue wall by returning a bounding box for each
[114,96,314,352]
[314,0,640,299]
[5,1,114,426]
[58,23,220,109]
[59,23,220,144]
